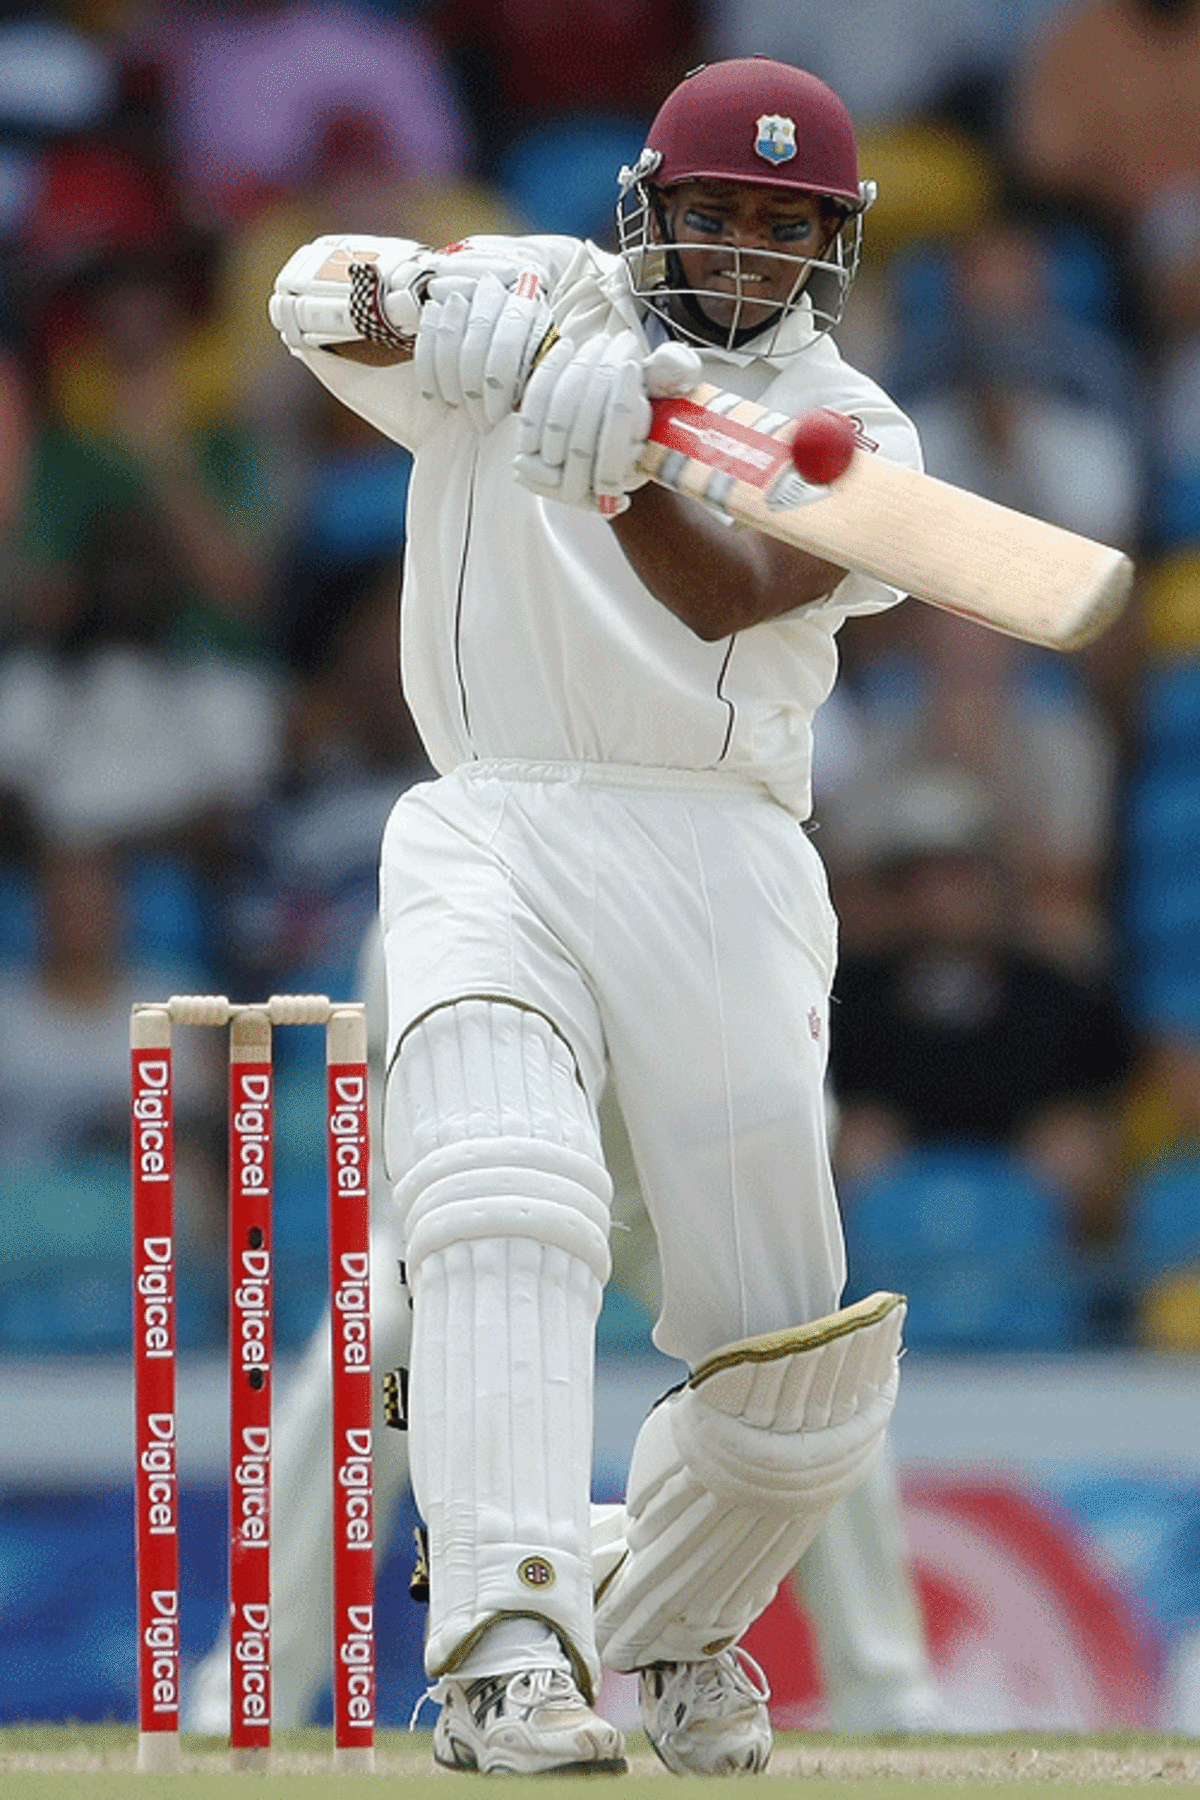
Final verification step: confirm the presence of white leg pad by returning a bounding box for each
[594,1292,906,1671]
[389,1001,612,1697]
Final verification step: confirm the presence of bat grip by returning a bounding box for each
[524,320,560,382]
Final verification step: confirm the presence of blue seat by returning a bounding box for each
[496,114,649,242]
[271,1058,330,1172]
[0,1153,224,1351]
[843,1146,1059,1262]
[1149,462,1200,549]
[1132,959,1200,1037]
[0,1260,132,1353]
[1124,1157,1200,1271]
[303,445,411,558]
[597,1282,655,1355]
[1046,226,1126,336]
[842,1149,1082,1350]
[0,1156,131,1264]
[0,863,36,964]
[271,1055,335,1259]
[851,1252,1084,1352]
[123,855,214,967]
[273,1252,331,1349]
[1123,861,1200,946]
[1126,766,1200,859]
[1139,656,1200,757]
[0,1256,217,1353]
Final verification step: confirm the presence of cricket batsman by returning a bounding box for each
[267,57,920,1774]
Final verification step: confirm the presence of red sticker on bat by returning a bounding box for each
[649,398,795,490]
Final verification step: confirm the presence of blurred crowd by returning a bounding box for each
[1,0,1199,1356]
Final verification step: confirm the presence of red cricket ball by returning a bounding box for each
[790,409,857,485]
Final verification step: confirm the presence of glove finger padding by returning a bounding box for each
[560,361,618,504]
[481,284,558,429]
[514,333,583,475]
[414,286,469,409]
[269,286,359,347]
[642,341,703,399]
[593,362,652,498]
[515,331,651,513]
[452,273,509,425]
[413,270,554,431]
[541,338,614,500]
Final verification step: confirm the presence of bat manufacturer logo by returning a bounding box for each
[846,413,880,453]
[755,114,797,165]
[671,417,777,472]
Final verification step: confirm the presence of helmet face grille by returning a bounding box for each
[615,173,866,352]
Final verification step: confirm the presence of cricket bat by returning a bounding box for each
[638,384,1133,651]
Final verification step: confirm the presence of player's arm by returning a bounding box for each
[609,485,846,640]
[514,333,845,639]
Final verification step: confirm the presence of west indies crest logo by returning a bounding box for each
[754,114,798,165]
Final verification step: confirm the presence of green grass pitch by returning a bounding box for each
[0,1725,1197,1796]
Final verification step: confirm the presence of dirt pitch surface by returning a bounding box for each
[1,1727,1198,1796]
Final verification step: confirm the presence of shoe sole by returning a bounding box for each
[435,1746,629,1776]
[646,1729,770,1777]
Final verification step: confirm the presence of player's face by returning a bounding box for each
[658,179,833,335]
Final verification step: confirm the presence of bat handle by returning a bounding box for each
[526,321,560,377]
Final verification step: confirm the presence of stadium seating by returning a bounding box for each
[1124,1155,1200,1270]
[842,1147,1086,1350]
[1121,654,1200,1032]
[495,115,648,242]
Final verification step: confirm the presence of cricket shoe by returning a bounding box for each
[640,1646,772,1775]
[432,1667,628,1775]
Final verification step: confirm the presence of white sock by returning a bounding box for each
[455,1616,573,1680]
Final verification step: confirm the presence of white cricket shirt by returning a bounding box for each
[292,233,922,820]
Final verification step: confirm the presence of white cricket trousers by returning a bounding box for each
[379,760,846,1364]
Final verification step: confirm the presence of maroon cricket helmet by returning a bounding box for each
[641,58,867,210]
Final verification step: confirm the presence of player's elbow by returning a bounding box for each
[690,611,739,643]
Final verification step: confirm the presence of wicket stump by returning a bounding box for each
[131,994,375,1773]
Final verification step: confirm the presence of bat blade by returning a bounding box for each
[639,384,1133,650]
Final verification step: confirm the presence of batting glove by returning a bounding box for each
[269,235,538,354]
[269,234,437,351]
[413,269,557,431]
[514,336,702,514]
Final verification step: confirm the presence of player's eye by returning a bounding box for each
[772,218,816,243]
[682,208,725,235]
